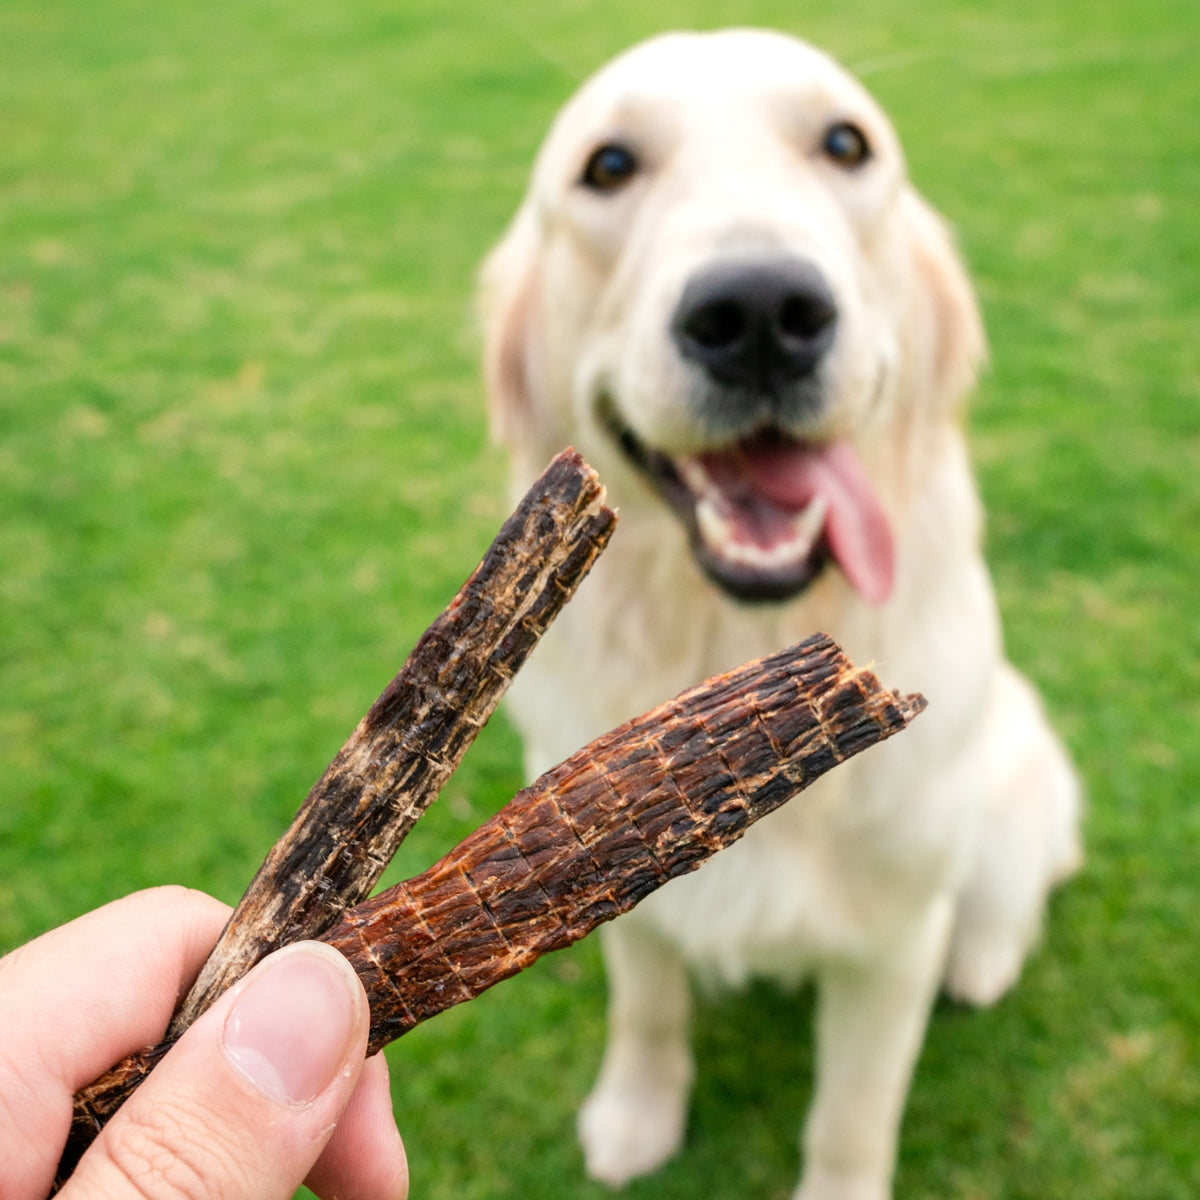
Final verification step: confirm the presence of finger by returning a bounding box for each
[60,940,373,1200]
[0,886,230,1200]
[305,1052,408,1200]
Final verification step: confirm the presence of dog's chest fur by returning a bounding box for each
[504,465,996,984]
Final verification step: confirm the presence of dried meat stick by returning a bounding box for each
[60,633,923,1178]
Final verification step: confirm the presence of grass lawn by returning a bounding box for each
[2,1,1197,1197]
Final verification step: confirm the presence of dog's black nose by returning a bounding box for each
[672,258,838,392]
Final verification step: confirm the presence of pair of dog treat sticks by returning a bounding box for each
[57,449,925,1185]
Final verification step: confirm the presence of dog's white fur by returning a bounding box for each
[480,30,1082,1200]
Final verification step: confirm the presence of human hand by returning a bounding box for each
[0,886,408,1200]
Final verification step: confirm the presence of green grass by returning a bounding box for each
[2,1,1197,1197]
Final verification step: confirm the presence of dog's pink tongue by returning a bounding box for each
[740,438,894,604]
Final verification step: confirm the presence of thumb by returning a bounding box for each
[60,941,371,1200]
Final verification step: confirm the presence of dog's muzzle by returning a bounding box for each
[599,256,894,607]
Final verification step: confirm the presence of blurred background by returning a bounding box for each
[1,1,1196,1197]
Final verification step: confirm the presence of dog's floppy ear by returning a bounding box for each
[479,203,546,452]
[900,190,987,415]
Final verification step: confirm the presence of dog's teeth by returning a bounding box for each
[725,539,802,571]
[727,542,779,569]
[791,494,829,554]
[679,458,716,496]
[695,494,732,547]
[696,494,829,572]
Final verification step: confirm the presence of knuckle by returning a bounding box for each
[101,1098,250,1200]
[138,884,227,924]
[140,884,202,909]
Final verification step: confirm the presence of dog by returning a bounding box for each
[479,29,1082,1200]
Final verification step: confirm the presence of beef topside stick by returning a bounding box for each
[171,447,615,1036]
[62,633,924,1173]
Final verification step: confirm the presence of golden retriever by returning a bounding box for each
[480,29,1082,1200]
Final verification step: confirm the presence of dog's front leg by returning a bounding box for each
[796,896,955,1200]
[578,917,694,1187]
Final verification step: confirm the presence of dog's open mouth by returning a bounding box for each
[599,400,894,605]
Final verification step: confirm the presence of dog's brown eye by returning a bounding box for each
[581,143,638,192]
[822,121,871,168]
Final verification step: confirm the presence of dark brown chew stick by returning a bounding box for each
[325,633,924,1054]
[170,448,614,1036]
[61,634,922,1175]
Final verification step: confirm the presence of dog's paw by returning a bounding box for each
[577,1081,687,1187]
[942,924,1026,1007]
[793,1164,891,1200]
